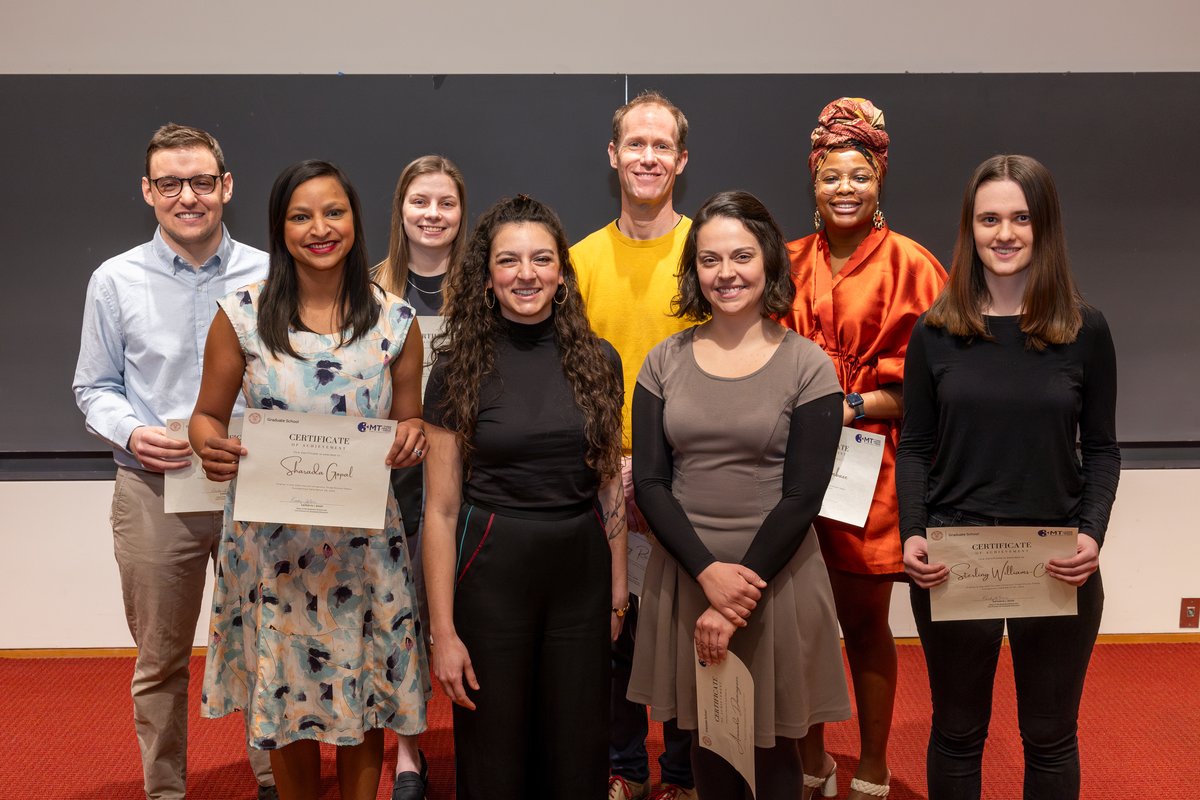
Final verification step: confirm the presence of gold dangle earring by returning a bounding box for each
[484,287,495,309]
[553,283,568,305]
[872,207,886,231]
[813,208,823,231]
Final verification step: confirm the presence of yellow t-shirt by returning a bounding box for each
[570,218,693,453]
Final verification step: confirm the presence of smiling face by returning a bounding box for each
[695,215,767,319]
[141,146,232,264]
[283,175,355,276]
[401,172,463,260]
[486,222,563,324]
[973,178,1035,289]
[813,148,880,236]
[608,103,688,207]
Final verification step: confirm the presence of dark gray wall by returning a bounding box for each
[2,73,1196,458]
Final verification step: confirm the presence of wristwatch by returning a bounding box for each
[845,392,866,421]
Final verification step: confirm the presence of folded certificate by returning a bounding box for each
[927,526,1078,621]
[696,652,755,796]
[818,427,886,528]
[163,417,241,513]
[234,410,396,530]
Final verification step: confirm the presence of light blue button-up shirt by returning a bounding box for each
[72,226,268,469]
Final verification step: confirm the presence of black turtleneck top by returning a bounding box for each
[424,315,622,513]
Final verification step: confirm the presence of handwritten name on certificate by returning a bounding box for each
[927,526,1078,621]
[818,427,885,528]
[164,417,242,513]
[696,652,756,796]
[626,532,652,597]
[234,410,395,530]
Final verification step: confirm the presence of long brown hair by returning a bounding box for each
[375,155,468,297]
[431,195,622,479]
[926,154,1082,350]
[259,160,378,359]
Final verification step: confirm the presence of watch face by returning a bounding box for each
[847,392,864,407]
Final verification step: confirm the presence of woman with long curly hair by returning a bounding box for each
[421,194,627,799]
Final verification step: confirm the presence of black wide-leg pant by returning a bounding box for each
[451,501,612,800]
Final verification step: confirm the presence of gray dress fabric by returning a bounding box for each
[628,327,851,747]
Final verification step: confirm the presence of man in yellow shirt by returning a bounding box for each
[570,91,696,800]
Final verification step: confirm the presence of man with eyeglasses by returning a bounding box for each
[73,123,275,800]
[570,91,697,800]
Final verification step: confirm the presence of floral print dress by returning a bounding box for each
[201,281,430,749]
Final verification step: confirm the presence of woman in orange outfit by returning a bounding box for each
[784,97,946,800]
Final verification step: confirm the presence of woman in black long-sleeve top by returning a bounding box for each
[420,195,627,800]
[895,155,1120,800]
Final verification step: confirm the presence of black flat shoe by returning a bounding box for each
[391,749,428,800]
[257,784,280,800]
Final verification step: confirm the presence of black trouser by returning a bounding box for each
[910,508,1104,800]
[452,502,612,800]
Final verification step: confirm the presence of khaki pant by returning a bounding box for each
[111,466,273,799]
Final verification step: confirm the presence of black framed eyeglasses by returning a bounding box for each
[148,174,223,197]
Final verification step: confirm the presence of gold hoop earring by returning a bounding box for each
[872,207,886,231]
[813,208,823,231]
[484,288,495,309]
[554,283,568,305]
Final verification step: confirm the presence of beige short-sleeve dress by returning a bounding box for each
[628,327,851,748]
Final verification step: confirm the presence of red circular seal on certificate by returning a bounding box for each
[168,420,182,432]
[248,412,262,425]
[930,529,944,541]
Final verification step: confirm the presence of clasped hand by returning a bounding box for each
[696,561,766,627]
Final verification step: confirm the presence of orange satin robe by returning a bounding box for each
[785,225,946,575]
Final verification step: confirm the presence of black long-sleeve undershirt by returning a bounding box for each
[632,385,843,583]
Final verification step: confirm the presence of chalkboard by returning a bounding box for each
[2,73,1196,472]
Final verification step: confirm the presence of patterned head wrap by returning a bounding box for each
[808,97,889,179]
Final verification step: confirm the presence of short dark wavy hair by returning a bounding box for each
[673,191,795,322]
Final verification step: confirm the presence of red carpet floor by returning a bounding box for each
[1,642,1196,798]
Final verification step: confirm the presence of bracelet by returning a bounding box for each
[612,604,630,617]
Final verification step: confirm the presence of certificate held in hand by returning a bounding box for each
[234,410,396,530]
[927,526,1078,621]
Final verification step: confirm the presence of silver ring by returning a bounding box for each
[413,448,424,458]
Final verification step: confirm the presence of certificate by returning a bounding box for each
[234,410,395,530]
[817,427,886,528]
[417,315,444,398]
[626,531,652,598]
[163,417,241,513]
[927,526,1078,621]
[696,652,756,796]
